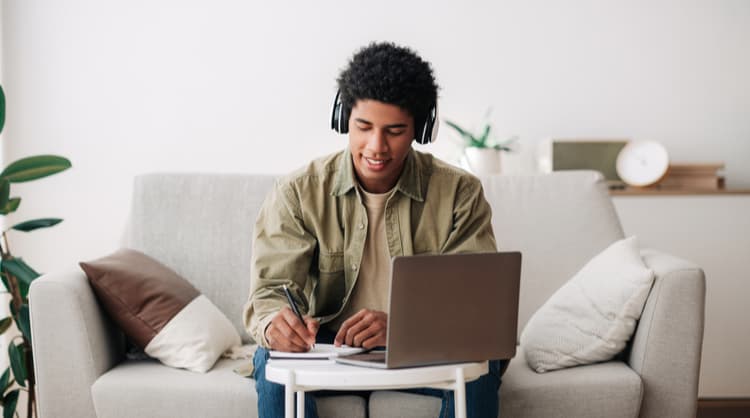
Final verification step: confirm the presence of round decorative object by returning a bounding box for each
[616,140,669,187]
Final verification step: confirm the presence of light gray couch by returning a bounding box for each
[29,170,705,418]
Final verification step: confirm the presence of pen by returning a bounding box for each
[282,284,314,349]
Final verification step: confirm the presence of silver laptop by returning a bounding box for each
[334,252,521,369]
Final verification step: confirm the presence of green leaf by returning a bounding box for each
[3,389,19,418]
[0,197,21,215]
[469,137,487,148]
[0,367,10,393]
[8,343,26,387]
[444,120,476,142]
[0,179,8,210]
[14,305,31,343]
[12,218,63,232]
[0,317,12,335]
[2,258,39,298]
[1,258,40,285]
[0,262,7,293]
[0,84,5,135]
[0,155,72,183]
[478,124,491,145]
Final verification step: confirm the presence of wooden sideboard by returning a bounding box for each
[611,190,750,398]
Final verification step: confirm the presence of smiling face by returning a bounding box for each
[348,99,415,194]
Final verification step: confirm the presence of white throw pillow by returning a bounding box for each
[145,295,241,373]
[520,236,654,373]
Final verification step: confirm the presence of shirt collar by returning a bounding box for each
[332,148,426,202]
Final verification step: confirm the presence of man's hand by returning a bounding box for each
[265,306,319,352]
[334,309,387,349]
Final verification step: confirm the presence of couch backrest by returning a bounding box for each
[480,170,624,335]
[124,174,276,343]
[124,170,623,344]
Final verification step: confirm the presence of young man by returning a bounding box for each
[244,42,506,418]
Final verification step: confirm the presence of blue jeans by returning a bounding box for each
[252,329,507,418]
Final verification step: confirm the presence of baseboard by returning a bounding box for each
[697,398,750,418]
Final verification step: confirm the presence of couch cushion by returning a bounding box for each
[499,349,643,418]
[123,174,277,344]
[369,390,441,418]
[367,349,642,418]
[480,171,625,337]
[91,358,366,418]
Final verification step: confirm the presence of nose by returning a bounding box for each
[366,129,389,154]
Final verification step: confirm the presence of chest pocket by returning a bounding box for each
[312,252,346,316]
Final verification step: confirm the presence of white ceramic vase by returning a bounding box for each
[464,147,502,176]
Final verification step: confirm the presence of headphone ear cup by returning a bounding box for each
[416,104,438,145]
[339,106,349,134]
[429,102,439,144]
[330,90,349,134]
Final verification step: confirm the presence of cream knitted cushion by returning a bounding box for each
[520,236,654,372]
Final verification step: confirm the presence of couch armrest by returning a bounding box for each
[629,249,705,418]
[29,267,125,418]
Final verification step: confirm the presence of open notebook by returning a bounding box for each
[269,343,366,359]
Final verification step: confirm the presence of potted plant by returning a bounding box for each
[0,84,71,418]
[444,113,518,176]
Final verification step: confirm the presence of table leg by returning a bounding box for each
[454,367,467,418]
[285,370,295,418]
[297,391,305,418]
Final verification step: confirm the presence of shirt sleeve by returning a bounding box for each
[243,180,316,348]
[440,176,498,254]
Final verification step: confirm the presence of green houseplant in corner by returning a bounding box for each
[444,111,518,176]
[0,85,71,418]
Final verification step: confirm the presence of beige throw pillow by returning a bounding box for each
[520,236,654,373]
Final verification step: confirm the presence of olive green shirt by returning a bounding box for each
[243,148,497,347]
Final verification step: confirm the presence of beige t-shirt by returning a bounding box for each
[328,187,392,331]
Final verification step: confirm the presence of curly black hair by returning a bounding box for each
[337,42,439,131]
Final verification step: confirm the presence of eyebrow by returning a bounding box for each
[353,118,408,129]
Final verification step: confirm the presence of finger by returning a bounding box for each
[271,319,309,351]
[345,311,377,346]
[362,333,385,350]
[305,316,320,340]
[352,319,385,347]
[272,307,310,349]
[334,310,365,346]
[269,322,308,351]
[268,328,307,352]
[345,319,368,347]
[270,331,307,352]
[281,308,313,344]
[333,324,348,347]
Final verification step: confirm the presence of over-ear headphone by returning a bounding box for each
[330,90,439,145]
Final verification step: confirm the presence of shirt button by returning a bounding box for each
[358,223,365,230]
[351,264,357,271]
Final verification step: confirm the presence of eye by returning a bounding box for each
[387,129,406,136]
[356,124,371,132]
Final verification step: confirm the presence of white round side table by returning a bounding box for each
[265,359,488,418]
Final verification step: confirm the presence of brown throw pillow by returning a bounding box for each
[80,248,240,372]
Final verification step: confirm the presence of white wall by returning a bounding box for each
[2,0,749,285]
